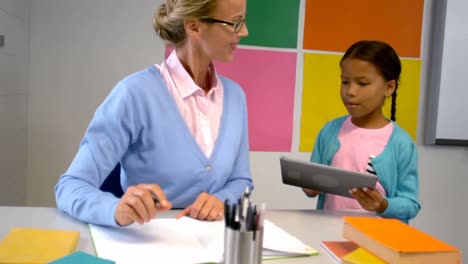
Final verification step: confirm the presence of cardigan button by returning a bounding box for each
[205,165,212,171]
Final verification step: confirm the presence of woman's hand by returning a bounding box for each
[349,187,388,213]
[176,192,223,221]
[114,184,171,226]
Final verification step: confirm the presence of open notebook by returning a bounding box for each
[90,217,317,264]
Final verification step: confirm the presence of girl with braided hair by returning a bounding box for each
[302,40,420,223]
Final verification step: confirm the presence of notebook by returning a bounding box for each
[0,227,80,263]
[341,247,386,264]
[280,156,378,198]
[320,240,360,263]
[90,217,318,264]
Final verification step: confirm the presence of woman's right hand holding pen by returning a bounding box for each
[114,184,171,226]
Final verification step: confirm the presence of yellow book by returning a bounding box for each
[342,248,386,264]
[0,227,80,264]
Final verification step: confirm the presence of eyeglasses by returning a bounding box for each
[200,17,245,33]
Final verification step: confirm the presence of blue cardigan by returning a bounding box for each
[55,66,253,226]
[311,116,420,222]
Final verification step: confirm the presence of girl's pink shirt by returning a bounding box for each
[323,116,392,211]
[156,50,224,158]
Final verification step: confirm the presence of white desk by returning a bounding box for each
[0,206,374,263]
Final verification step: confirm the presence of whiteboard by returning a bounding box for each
[425,0,468,145]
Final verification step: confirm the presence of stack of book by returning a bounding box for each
[321,216,461,263]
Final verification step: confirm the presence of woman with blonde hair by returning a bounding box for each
[55,0,252,227]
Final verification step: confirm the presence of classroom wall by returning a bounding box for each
[27,0,163,204]
[406,1,468,252]
[24,0,468,256]
[0,0,30,206]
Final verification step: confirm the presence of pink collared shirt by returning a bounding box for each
[156,50,223,157]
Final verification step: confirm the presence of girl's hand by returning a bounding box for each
[349,187,388,213]
[302,188,321,197]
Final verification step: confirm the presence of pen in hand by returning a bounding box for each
[153,195,161,209]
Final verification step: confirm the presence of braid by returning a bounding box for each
[391,90,397,122]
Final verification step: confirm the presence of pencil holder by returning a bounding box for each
[223,227,263,264]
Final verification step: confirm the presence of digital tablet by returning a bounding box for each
[280,156,378,198]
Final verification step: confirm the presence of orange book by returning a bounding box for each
[343,216,461,264]
[0,227,80,264]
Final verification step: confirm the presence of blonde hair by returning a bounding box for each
[153,0,217,46]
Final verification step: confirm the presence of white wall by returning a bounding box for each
[0,0,30,205]
[27,0,162,205]
[411,0,468,252]
[26,0,468,256]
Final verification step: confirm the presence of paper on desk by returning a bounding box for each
[175,217,318,259]
[90,217,317,264]
[90,218,218,264]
